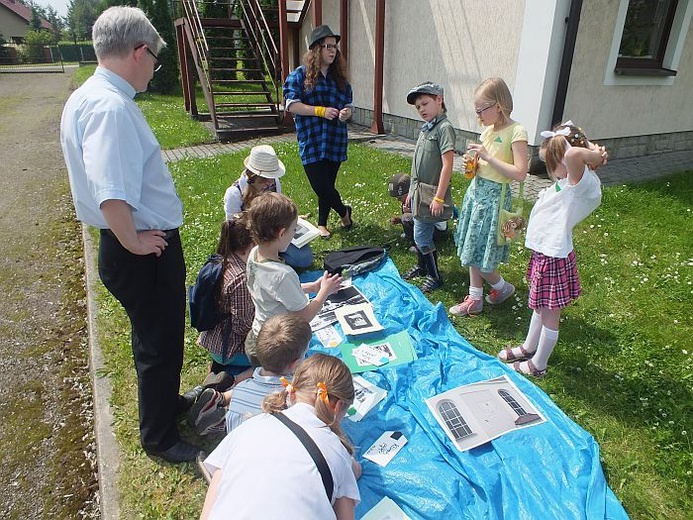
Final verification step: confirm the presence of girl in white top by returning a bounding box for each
[498,122,607,377]
[223,145,313,269]
[200,353,361,520]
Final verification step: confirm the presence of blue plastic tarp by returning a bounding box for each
[303,259,629,520]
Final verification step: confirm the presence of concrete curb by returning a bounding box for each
[82,225,121,519]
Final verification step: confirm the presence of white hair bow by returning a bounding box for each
[540,120,575,139]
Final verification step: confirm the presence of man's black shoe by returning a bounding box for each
[147,440,203,463]
[178,385,205,414]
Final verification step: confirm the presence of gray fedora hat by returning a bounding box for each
[406,82,444,105]
[309,25,341,49]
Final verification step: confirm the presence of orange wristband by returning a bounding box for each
[433,196,445,204]
[314,106,326,118]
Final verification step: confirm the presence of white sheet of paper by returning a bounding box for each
[360,496,411,520]
[347,376,387,422]
[352,344,390,366]
[315,325,343,348]
[363,431,408,467]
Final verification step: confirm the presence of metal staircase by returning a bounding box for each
[175,0,309,140]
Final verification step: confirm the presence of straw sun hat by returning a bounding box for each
[243,145,286,179]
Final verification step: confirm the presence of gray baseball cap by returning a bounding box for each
[406,82,444,105]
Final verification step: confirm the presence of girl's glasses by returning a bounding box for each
[475,103,496,116]
[321,44,339,50]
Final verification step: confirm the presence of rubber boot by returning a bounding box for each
[421,251,443,292]
[403,248,426,280]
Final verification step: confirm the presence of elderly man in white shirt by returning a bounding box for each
[60,6,201,463]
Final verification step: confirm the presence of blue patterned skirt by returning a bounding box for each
[454,176,510,271]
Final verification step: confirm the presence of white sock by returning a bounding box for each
[491,276,506,291]
[522,311,543,353]
[532,327,559,370]
[469,286,483,300]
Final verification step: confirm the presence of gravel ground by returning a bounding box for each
[0,68,99,519]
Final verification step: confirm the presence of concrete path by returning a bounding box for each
[161,125,693,200]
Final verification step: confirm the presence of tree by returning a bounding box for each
[142,0,179,94]
[67,0,101,41]
[29,6,43,31]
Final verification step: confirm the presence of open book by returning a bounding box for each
[292,217,321,248]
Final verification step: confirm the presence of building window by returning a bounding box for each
[498,389,528,417]
[438,400,473,440]
[616,0,679,75]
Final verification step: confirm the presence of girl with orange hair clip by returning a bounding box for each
[200,354,361,520]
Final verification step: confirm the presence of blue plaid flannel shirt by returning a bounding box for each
[283,66,353,165]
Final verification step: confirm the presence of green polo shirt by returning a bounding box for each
[410,114,456,221]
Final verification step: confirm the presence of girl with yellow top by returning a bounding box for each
[450,78,528,316]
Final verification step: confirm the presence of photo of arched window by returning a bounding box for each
[437,399,474,440]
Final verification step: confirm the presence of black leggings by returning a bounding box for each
[303,160,347,226]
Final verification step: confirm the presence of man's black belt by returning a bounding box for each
[101,228,179,241]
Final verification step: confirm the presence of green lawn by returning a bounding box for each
[79,71,691,518]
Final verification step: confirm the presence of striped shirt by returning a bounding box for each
[225,367,286,432]
[283,65,353,165]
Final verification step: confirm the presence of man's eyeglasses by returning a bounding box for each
[320,44,339,51]
[474,103,496,116]
[136,44,162,72]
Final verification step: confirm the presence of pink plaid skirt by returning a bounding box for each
[527,250,581,310]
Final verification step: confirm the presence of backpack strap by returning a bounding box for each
[272,412,334,502]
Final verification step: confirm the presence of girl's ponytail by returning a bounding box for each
[216,212,253,259]
[270,354,355,454]
[539,122,590,178]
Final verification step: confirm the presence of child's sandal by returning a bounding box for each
[512,360,547,378]
[498,345,533,363]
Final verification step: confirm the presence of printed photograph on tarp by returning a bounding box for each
[426,375,546,452]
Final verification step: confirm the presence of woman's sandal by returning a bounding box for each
[498,345,534,363]
[512,360,547,378]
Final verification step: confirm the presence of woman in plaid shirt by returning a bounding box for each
[283,25,354,239]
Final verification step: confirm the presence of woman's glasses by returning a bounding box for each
[320,44,339,51]
[474,103,496,116]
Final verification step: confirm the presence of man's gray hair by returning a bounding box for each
[92,6,166,60]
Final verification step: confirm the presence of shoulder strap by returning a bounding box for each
[272,412,334,502]
[500,182,524,212]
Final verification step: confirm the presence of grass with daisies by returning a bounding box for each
[76,66,692,519]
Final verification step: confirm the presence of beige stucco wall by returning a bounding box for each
[564,3,693,139]
[344,0,525,132]
[0,8,28,40]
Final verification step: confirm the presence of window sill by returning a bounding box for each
[614,67,677,77]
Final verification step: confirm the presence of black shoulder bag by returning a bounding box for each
[272,412,334,502]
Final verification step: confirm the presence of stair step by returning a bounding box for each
[214,79,268,84]
[212,90,272,96]
[210,67,263,72]
[216,102,277,108]
[216,111,279,118]
[210,56,258,62]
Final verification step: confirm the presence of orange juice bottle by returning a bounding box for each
[463,150,479,179]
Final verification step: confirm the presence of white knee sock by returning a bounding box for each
[491,276,506,291]
[469,286,483,300]
[532,327,559,370]
[522,311,543,353]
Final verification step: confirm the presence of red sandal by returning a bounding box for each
[498,345,534,363]
[512,360,547,378]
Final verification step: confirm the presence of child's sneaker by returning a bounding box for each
[449,295,483,316]
[189,388,225,435]
[485,282,515,305]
